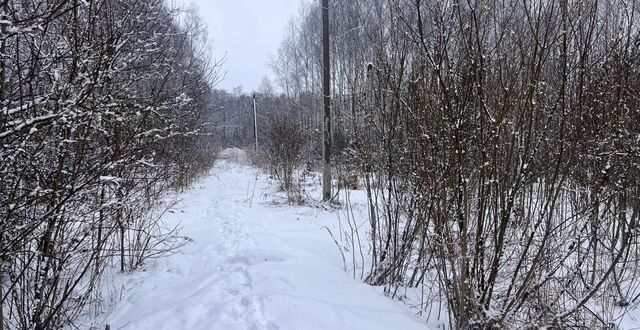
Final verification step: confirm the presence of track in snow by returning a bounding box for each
[99,150,427,330]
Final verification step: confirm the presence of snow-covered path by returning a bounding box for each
[102,153,427,330]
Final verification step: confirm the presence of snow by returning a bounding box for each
[94,149,427,330]
[218,147,249,164]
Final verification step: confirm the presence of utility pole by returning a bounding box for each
[322,0,332,201]
[253,93,258,151]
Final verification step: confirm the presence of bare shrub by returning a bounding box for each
[272,0,640,328]
[0,0,221,328]
[264,111,312,203]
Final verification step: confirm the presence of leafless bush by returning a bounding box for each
[263,111,312,203]
[273,0,640,328]
[0,0,221,328]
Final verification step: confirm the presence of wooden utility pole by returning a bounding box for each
[253,93,258,151]
[322,0,332,201]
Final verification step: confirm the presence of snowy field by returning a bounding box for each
[92,149,427,330]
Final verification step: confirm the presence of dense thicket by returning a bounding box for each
[273,0,640,328]
[0,0,220,328]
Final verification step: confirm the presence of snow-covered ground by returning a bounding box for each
[94,149,427,330]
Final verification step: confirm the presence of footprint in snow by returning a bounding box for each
[226,249,290,266]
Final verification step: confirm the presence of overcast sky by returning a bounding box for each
[186,0,303,92]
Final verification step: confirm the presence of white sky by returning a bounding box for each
[187,0,304,92]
